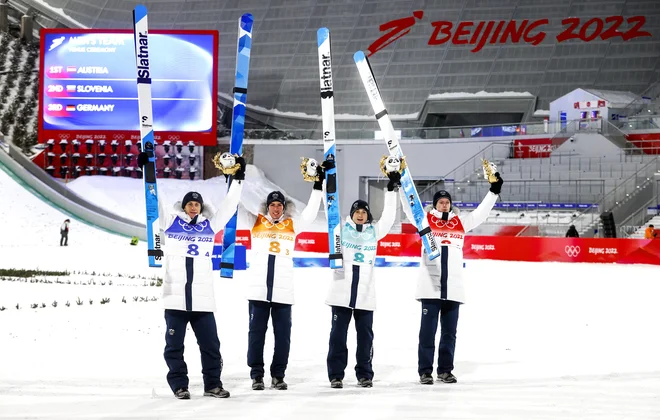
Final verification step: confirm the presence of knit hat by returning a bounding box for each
[433,190,452,208]
[266,191,286,208]
[350,199,373,223]
[182,191,204,210]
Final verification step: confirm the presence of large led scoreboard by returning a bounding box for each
[39,29,219,146]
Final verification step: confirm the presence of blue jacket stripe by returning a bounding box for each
[185,257,194,311]
[440,212,449,299]
[349,265,360,309]
[266,254,276,301]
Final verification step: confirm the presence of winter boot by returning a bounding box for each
[174,388,191,399]
[437,372,457,383]
[204,387,230,398]
[252,377,265,391]
[419,373,434,385]
[357,378,373,388]
[271,377,288,390]
[330,379,343,389]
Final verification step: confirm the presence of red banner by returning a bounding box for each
[214,229,251,249]
[377,234,422,257]
[626,133,660,155]
[463,236,660,265]
[214,229,660,266]
[295,232,329,253]
[512,138,554,158]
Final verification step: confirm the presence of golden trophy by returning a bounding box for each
[481,158,498,183]
[300,157,320,182]
[379,155,407,177]
[212,152,241,175]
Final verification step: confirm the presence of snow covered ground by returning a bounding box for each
[1,167,660,419]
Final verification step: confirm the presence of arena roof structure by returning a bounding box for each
[7,0,660,135]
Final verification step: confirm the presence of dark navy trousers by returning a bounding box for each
[247,300,292,379]
[327,305,374,381]
[418,299,460,376]
[163,309,223,393]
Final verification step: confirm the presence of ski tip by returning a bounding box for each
[133,4,147,22]
[317,27,329,46]
[353,50,365,63]
[240,13,254,33]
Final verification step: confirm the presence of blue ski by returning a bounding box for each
[353,50,440,261]
[221,13,253,278]
[317,28,342,269]
[133,4,162,267]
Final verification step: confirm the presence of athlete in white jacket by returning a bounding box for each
[325,170,400,389]
[245,162,327,391]
[152,154,245,400]
[400,172,503,385]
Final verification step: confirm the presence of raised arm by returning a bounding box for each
[210,180,244,232]
[375,190,397,240]
[461,173,503,232]
[295,188,323,233]
[460,191,497,232]
[158,189,172,231]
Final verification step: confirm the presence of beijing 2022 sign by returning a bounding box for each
[367,11,652,55]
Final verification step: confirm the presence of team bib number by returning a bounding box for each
[268,240,291,256]
[347,247,375,266]
[187,244,210,257]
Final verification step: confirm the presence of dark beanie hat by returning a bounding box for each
[433,190,452,208]
[182,191,204,210]
[266,191,286,208]
[350,199,373,223]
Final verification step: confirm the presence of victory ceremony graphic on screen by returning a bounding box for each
[41,31,215,133]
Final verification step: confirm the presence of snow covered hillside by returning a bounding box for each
[1,166,660,420]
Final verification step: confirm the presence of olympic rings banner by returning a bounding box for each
[463,236,660,265]
[212,231,660,269]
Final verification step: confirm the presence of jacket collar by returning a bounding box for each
[344,215,372,231]
[429,208,455,219]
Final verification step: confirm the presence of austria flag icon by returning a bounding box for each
[66,105,76,112]
[66,66,76,73]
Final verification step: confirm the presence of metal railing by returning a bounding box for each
[618,196,659,238]
[504,161,653,180]
[571,157,660,230]
[620,81,660,116]
[600,120,645,154]
[417,142,511,198]
[239,119,581,142]
[621,115,660,131]
[436,179,606,205]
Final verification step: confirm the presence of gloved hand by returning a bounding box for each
[314,160,335,191]
[137,152,149,168]
[489,172,503,195]
[321,159,335,171]
[233,156,246,181]
[387,171,401,191]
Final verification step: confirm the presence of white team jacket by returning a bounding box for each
[159,182,243,312]
[400,190,498,303]
[244,189,323,305]
[325,190,396,311]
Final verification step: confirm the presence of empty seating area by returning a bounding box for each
[40,138,202,180]
[13,0,660,122]
[627,215,660,239]
[0,32,39,153]
[460,209,599,237]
